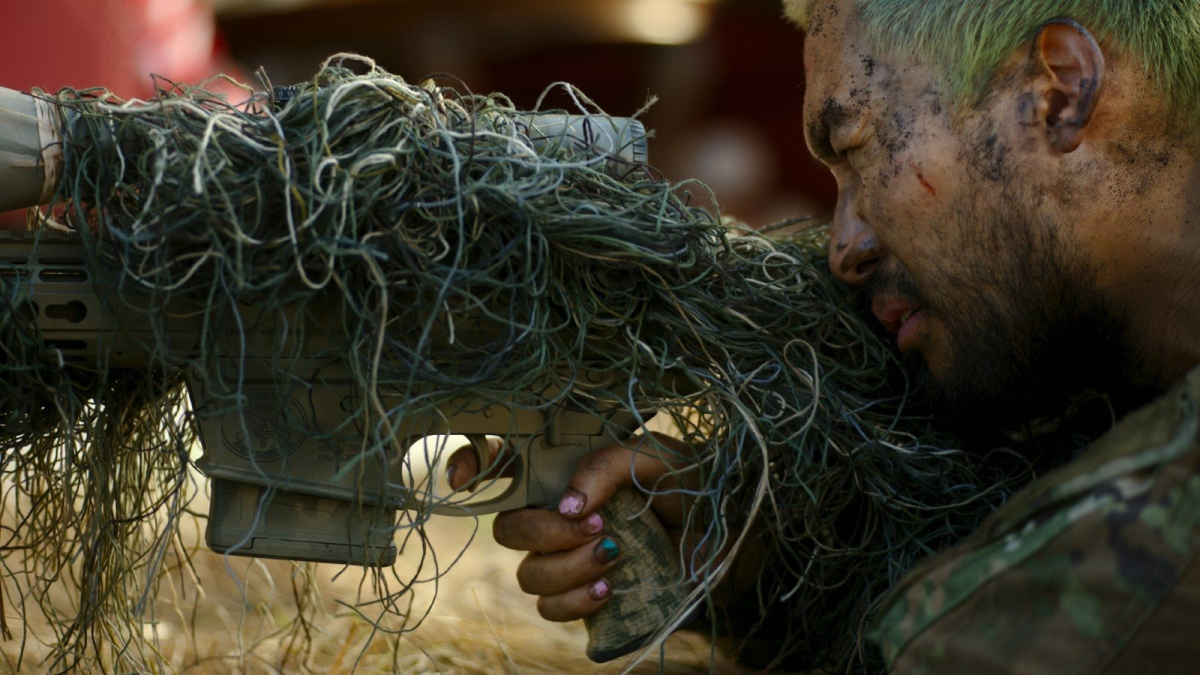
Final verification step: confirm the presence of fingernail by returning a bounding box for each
[593,538,620,564]
[558,489,585,515]
[589,579,610,600]
[584,513,604,536]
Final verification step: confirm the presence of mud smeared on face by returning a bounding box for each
[805,0,841,37]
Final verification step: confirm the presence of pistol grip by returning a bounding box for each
[584,486,684,663]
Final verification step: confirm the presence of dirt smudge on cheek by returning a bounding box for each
[960,129,1011,183]
[861,56,877,78]
[806,0,841,37]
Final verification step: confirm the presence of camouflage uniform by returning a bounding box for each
[872,366,1200,673]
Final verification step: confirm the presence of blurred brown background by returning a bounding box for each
[214,0,835,225]
[1,0,834,228]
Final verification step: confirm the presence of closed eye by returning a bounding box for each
[834,121,876,165]
[838,134,876,167]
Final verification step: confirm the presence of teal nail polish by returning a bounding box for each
[595,538,620,563]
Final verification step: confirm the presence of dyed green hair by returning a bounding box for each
[784,0,1200,132]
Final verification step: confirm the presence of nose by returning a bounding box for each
[828,198,884,285]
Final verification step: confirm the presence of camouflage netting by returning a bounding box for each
[0,55,1037,672]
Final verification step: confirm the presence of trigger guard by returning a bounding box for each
[465,433,491,471]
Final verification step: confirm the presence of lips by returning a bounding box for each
[872,297,922,336]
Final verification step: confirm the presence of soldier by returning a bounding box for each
[455,0,1200,670]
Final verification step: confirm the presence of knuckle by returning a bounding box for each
[492,513,513,544]
[535,596,560,622]
[492,512,529,547]
[577,449,615,477]
[570,517,596,540]
[515,560,538,594]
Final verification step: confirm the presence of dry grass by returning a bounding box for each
[0,478,744,674]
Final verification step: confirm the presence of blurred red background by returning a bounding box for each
[0,0,835,227]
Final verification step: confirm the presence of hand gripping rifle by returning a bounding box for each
[0,85,682,662]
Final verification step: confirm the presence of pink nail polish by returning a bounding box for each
[590,579,610,600]
[584,513,604,535]
[558,489,584,515]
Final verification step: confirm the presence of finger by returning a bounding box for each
[515,536,622,595]
[446,437,513,492]
[556,432,692,521]
[494,507,606,553]
[536,578,612,622]
[444,445,478,492]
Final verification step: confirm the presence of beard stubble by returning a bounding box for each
[854,186,1146,446]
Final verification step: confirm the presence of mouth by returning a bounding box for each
[872,297,925,352]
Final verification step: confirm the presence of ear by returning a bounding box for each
[1033,18,1105,153]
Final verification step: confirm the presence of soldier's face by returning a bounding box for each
[801,1,1131,432]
